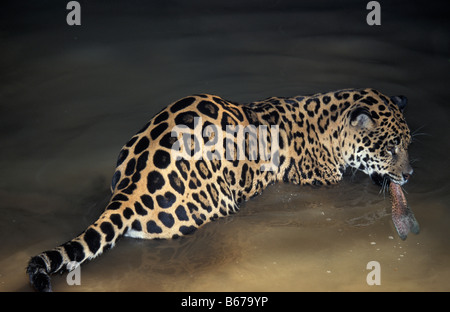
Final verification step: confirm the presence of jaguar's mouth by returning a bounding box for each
[370,172,406,186]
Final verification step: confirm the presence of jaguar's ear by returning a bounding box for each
[350,107,375,129]
[391,95,407,111]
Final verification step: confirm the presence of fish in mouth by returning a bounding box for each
[388,181,420,240]
[371,172,420,240]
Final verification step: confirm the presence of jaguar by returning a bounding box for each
[26,88,414,291]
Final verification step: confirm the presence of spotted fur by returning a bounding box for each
[27,88,413,291]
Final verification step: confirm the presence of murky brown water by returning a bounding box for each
[1,1,449,292]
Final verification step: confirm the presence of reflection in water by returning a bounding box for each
[0,1,449,291]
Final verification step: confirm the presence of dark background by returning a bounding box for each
[1,0,449,291]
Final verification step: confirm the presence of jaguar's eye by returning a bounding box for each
[386,137,400,156]
[387,145,396,156]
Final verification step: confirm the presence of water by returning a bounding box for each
[1,1,449,291]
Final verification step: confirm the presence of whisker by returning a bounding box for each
[379,176,389,199]
[378,178,384,195]
[401,185,409,195]
[411,125,431,143]
[411,133,431,144]
[411,124,428,136]
[409,157,420,164]
[384,178,389,199]
[412,132,430,138]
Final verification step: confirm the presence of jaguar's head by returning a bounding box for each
[340,90,413,186]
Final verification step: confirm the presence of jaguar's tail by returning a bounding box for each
[26,207,127,292]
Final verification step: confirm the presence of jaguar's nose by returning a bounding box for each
[402,168,413,182]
